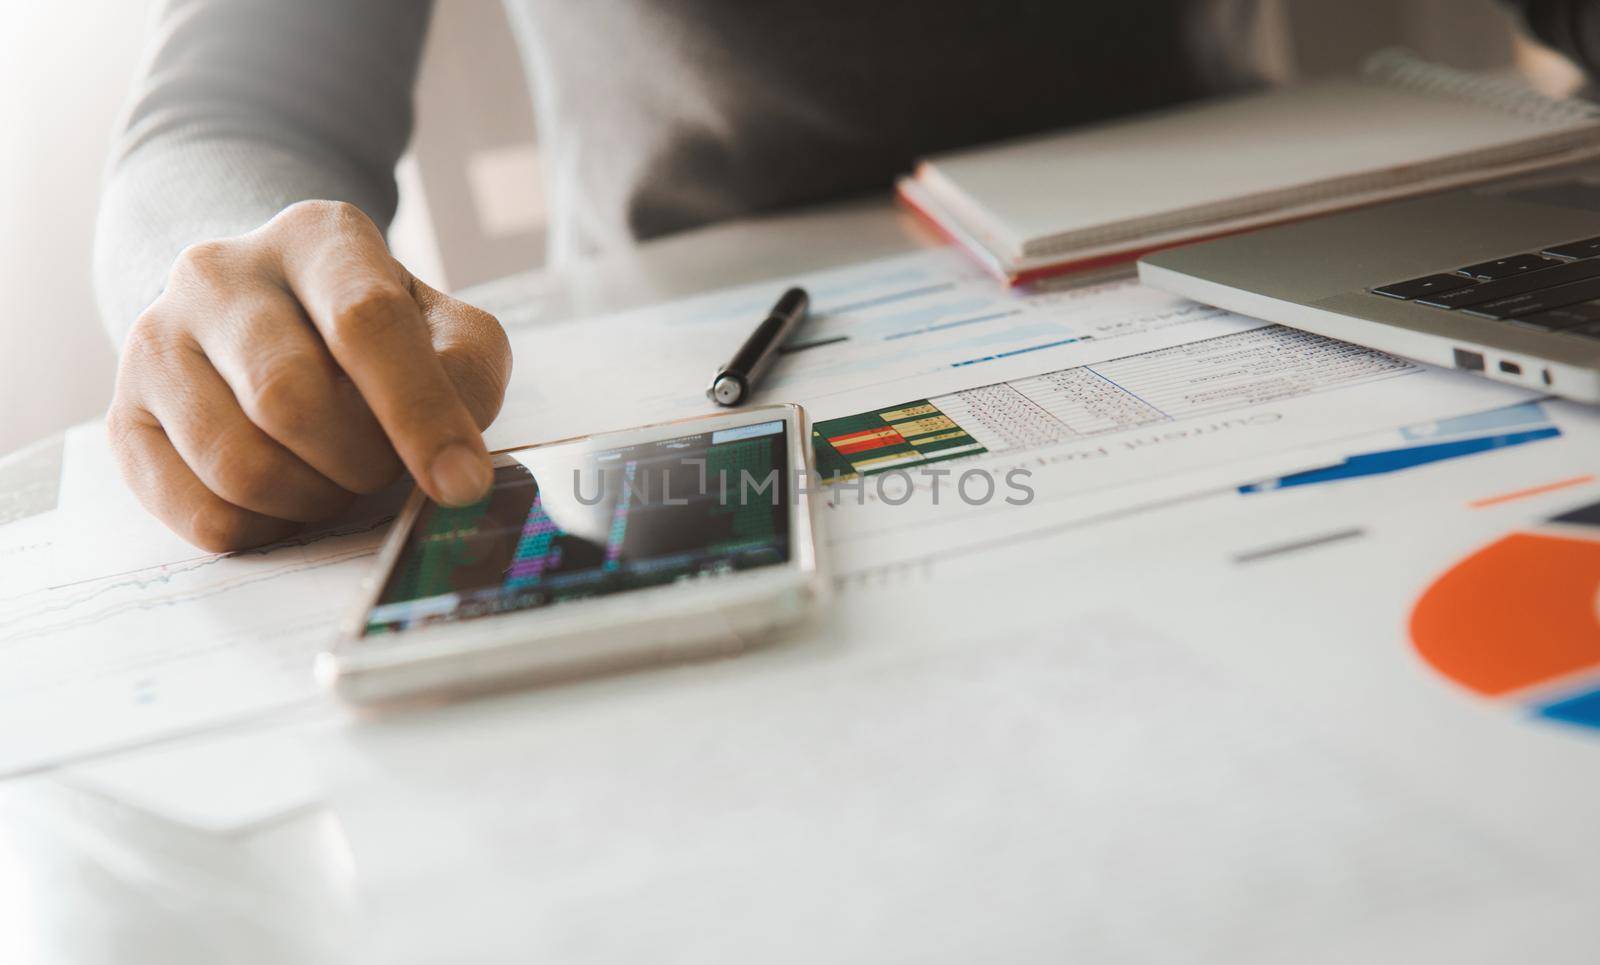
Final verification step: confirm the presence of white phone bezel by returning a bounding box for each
[318,403,822,703]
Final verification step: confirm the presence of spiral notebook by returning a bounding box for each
[899,50,1600,286]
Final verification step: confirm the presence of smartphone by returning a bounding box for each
[319,404,823,704]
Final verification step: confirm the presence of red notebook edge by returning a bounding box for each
[894,175,1312,289]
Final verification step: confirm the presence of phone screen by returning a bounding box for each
[363,419,793,636]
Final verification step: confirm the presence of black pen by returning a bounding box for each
[706,287,810,406]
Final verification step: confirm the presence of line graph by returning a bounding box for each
[2,545,377,645]
[0,512,392,777]
[0,518,389,636]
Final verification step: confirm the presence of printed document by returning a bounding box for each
[0,248,1532,775]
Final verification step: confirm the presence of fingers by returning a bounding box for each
[108,199,513,554]
[129,332,355,523]
[274,203,496,506]
[191,288,402,494]
[412,276,513,431]
[107,406,302,554]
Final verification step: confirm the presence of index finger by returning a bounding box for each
[273,203,492,507]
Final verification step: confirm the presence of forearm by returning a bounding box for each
[95,0,431,346]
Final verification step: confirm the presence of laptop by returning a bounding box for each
[1137,162,1600,403]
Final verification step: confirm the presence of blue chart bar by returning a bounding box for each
[1400,400,1550,439]
[820,282,957,316]
[1538,688,1600,729]
[885,309,1020,342]
[951,335,1087,368]
[1240,427,1561,494]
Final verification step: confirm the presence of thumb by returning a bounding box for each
[408,270,514,432]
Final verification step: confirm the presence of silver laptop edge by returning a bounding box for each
[1138,164,1600,403]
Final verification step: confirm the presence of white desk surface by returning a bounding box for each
[5,195,1600,964]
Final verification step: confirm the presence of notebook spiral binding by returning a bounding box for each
[1363,47,1600,124]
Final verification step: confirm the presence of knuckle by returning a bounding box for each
[439,341,509,427]
[186,504,256,553]
[277,199,370,237]
[123,314,158,361]
[204,424,279,509]
[340,417,405,494]
[104,402,146,462]
[336,424,403,492]
[121,309,187,374]
[239,355,321,437]
[278,199,343,228]
[484,314,513,370]
[346,457,403,496]
[104,397,139,438]
[169,239,236,286]
[330,287,413,346]
[124,306,170,352]
[439,313,512,379]
[436,333,496,377]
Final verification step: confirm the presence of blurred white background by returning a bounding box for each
[1,1,145,457]
[0,0,1571,458]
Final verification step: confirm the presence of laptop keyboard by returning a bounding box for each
[1371,235,1600,335]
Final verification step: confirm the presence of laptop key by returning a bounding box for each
[1508,301,1600,332]
[1464,277,1600,320]
[1418,257,1600,308]
[1456,253,1561,280]
[1370,273,1477,300]
[1542,236,1600,260]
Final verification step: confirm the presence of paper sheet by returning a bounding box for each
[484,249,1269,448]
[0,436,396,777]
[0,247,1540,781]
[0,510,65,596]
[814,325,1534,574]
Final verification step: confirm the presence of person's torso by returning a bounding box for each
[501,0,1268,260]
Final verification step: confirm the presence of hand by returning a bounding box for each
[107,200,512,552]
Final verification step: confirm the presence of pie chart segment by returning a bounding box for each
[1409,532,1600,696]
[1409,498,1600,731]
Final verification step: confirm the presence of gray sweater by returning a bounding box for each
[93,1,1594,343]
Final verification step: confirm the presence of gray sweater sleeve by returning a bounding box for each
[94,0,432,345]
